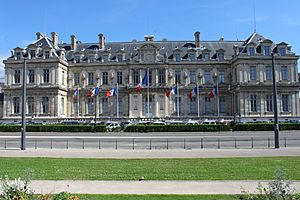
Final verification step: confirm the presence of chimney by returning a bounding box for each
[98,33,105,49]
[51,32,58,48]
[194,31,200,48]
[144,35,154,42]
[36,32,41,40]
[71,34,77,50]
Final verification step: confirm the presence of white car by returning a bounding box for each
[106,122,121,131]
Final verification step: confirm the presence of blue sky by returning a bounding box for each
[1,0,300,78]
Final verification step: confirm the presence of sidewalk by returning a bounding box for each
[27,180,300,194]
[0,148,300,158]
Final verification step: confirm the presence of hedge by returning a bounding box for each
[233,123,300,131]
[124,124,230,132]
[0,125,107,132]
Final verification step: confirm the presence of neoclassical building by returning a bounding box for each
[2,31,299,122]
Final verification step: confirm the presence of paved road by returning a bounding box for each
[1,130,299,149]
[13,180,300,194]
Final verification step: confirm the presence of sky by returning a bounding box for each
[1,0,300,78]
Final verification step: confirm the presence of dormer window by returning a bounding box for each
[30,50,36,59]
[248,47,255,56]
[175,53,181,62]
[16,52,21,60]
[203,53,209,61]
[75,56,80,63]
[188,53,195,61]
[89,56,95,63]
[218,53,224,61]
[264,46,271,56]
[45,51,50,59]
[117,54,123,62]
[279,47,286,56]
[103,55,108,62]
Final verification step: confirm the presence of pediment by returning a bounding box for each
[140,43,158,50]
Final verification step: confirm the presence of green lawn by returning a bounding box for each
[75,194,236,200]
[0,157,299,180]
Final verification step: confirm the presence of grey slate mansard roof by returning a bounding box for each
[19,32,291,62]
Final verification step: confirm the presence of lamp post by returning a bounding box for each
[271,52,280,148]
[21,57,27,150]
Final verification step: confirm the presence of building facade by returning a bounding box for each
[2,31,299,122]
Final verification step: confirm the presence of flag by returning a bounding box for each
[135,72,148,92]
[188,86,198,99]
[106,86,117,97]
[73,88,79,97]
[88,87,100,97]
[209,85,218,98]
[166,85,177,97]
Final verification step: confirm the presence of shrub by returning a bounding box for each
[124,124,230,132]
[234,123,300,131]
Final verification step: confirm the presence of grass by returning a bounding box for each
[74,194,237,200]
[0,157,299,180]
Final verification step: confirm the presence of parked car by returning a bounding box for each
[185,119,199,125]
[202,119,217,125]
[62,121,80,125]
[152,120,166,125]
[106,121,121,131]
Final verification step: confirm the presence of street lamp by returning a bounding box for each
[271,52,280,148]
[21,54,27,150]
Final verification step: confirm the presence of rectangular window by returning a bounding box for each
[118,99,124,115]
[30,50,36,59]
[88,97,94,114]
[88,72,94,85]
[250,66,256,81]
[43,69,49,83]
[219,96,226,113]
[117,71,122,84]
[219,70,225,83]
[174,97,181,114]
[62,71,65,85]
[73,101,79,115]
[265,66,272,80]
[218,53,224,61]
[29,69,35,83]
[134,95,138,110]
[189,97,197,114]
[74,73,80,85]
[89,56,95,63]
[188,53,195,61]
[204,97,211,113]
[264,46,270,56]
[148,70,152,84]
[42,96,49,114]
[45,51,50,59]
[204,70,211,84]
[159,95,164,110]
[175,53,181,62]
[281,66,287,80]
[133,70,139,85]
[14,70,20,84]
[190,70,196,83]
[75,56,80,63]
[248,47,255,56]
[203,53,209,61]
[13,97,20,114]
[102,98,109,114]
[102,72,108,85]
[16,52,21,60]
[103,55,108,62]
[158,69,165,85]
[117,55,123,62]
[61,97,64,115]
[282,95,289,112]
[266,95,273,112]
[250,95,257,112]
[27,97,34,114]
[175,70,181,84]
[279,47,286,56]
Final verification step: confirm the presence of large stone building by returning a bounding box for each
[2,31,299,123]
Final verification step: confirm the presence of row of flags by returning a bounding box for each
[73,84,218,99]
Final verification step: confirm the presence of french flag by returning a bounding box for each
[188,86,198,99]
[209,85,218,98]
[106,86,117,97]
[166,85,177,97]
[135,72,148,92]
[73,88,79,97]
[88,87,100,97]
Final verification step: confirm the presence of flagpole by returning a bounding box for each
[216,80,219,117]
[78,88,80,117]
[94,94,97,125]
[177,83,179,118]
[147,68,150,118]
[197,83,200,117]
[116,83,119,119]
